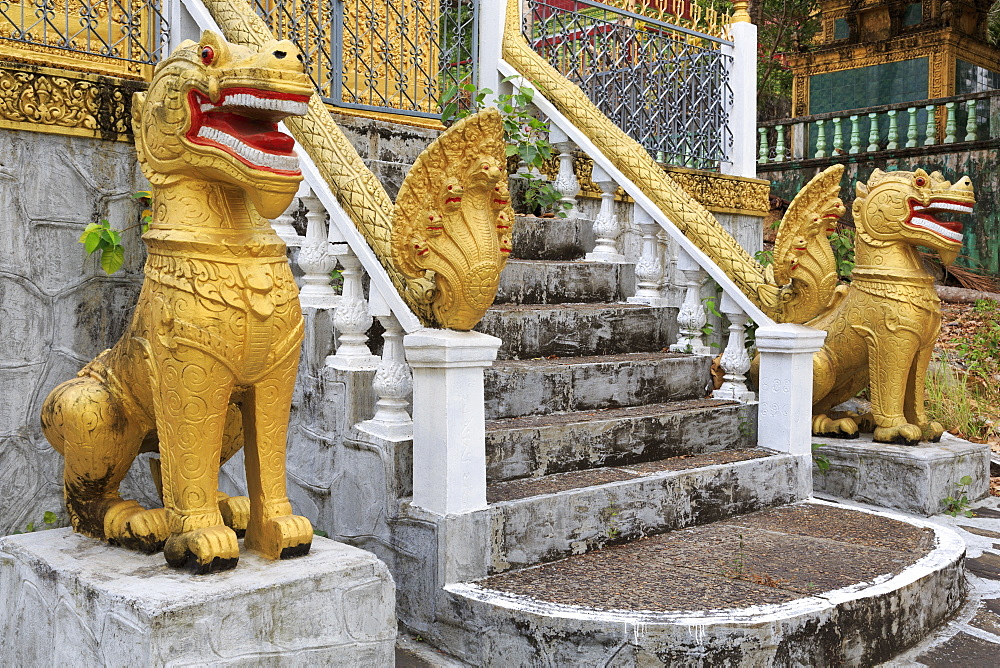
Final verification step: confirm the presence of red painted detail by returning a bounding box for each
[200,45,215,66]
[445,197,462,204]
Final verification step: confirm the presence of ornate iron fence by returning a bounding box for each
[523,0,733,170]
[0,0,169,78]
[253,0,478,119]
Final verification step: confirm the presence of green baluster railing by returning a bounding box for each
[848,115,860,154]
[966,99,978,142]
[925,104,937,146]
[775,124,786,162]
[944,101,957,144]
[758,127,768,164]
[887,109,899,150]
[833,116,844,154]
[906,107,918,147]
[815,118,827,158]
[867,112,879,151]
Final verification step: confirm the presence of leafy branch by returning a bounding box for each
[79,190,151,275]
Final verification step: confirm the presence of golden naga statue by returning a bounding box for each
[40,31,317,573]
[774,166,975,444]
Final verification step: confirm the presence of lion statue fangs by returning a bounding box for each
[772,165,975,445]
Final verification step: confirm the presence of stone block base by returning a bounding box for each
[812,433,990,516]
[0,529,396,667]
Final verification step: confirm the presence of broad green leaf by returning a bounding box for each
[43,511,57,524]
[101,245,125,274]
[83,232,101,254]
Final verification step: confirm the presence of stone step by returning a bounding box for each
[485,449,807,573]
[484,352,711,420]
[476,303,678,360]
[511,214,593,261]
[485,399,756,483]
[495,260,634,305]
[440,501,964,667]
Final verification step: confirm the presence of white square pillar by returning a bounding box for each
[721,21,758,178]
[404,329,502,515]
[755,323,826,456]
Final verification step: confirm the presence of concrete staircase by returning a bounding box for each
[408,214,968,666]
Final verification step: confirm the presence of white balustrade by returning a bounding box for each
[713,292,755,402]
[297,188,340,310]
[585,164,626,262]
[669,247,709,354]
[549,125,579,219]
[271,181,304,247]
[627,207,670,306]
[359,313,413,440]
[326,246,379,370]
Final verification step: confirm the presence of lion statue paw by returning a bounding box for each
[812,414,859,438]
[164,525,240,574]
[873,423,923,445]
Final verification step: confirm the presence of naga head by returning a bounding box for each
[852,168,975,265]
[131,31,314,219]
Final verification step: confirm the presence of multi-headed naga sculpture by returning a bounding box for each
[774,166,974,444]
[41,31,317,573]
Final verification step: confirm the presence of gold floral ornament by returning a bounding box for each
[774,166,976,444]
[41,31,317,573]
[391,108,514,330]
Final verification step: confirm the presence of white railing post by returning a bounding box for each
[713,292,754,402]
[326,245,379,370]
[549,125,580,220]
[358,312,413,440]
[271,181,303,247]
[628,206,670,306]
[721,17,758,177]
[755,324,826,457]
[478,0,505,105]
[297,188,340,310]
[405,330,501,515]
[669,247,709,354]
[585,164,625,262]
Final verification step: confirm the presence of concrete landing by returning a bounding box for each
[812,433,990,515]
[444,500,966,667]
[0,530,396,667]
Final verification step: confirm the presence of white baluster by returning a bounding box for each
[326,246,379,370]
[359,313,413,440]
[271,181,305,247]
[669,247,709,354]
[627,207,670,306]
[297,188,340,309]
[585,164,626,262]
[713,292,755,402]
[549,125,579,219]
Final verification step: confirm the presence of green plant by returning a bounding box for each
[941,475,975,517]
[440,79,572,218]
[14,511,59,534]
[926,359,999,442]
[605,502,621,540]
[955,302,1000,382]
[755,249,774,266]
[812,443,831,474]
[829,228,856,279]
[79,191,152,274]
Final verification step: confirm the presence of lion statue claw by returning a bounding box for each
[772,165,974,445]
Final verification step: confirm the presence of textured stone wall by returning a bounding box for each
[0,129,149,534]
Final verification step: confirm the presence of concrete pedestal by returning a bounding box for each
[812,433,990,516]
[0,529,396,667]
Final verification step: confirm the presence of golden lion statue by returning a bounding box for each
[772,165,975,444]
[41,32,316,573]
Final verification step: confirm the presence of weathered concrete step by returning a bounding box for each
[475,303,678,359]
[485,399,756,482]
[441,501,965,667]
[484,352,711,420]
[495,259,634,305]
[485,449,807,573]
[511,214,594,260]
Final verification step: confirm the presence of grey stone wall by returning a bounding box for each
[0,129,149,534]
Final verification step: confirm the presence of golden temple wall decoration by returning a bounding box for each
[0,62,142,141]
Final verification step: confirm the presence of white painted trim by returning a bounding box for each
[178,0,222,35]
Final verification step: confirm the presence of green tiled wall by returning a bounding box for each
[903,3,922,27]
[833,18,849,40]
[809,57,929,114]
